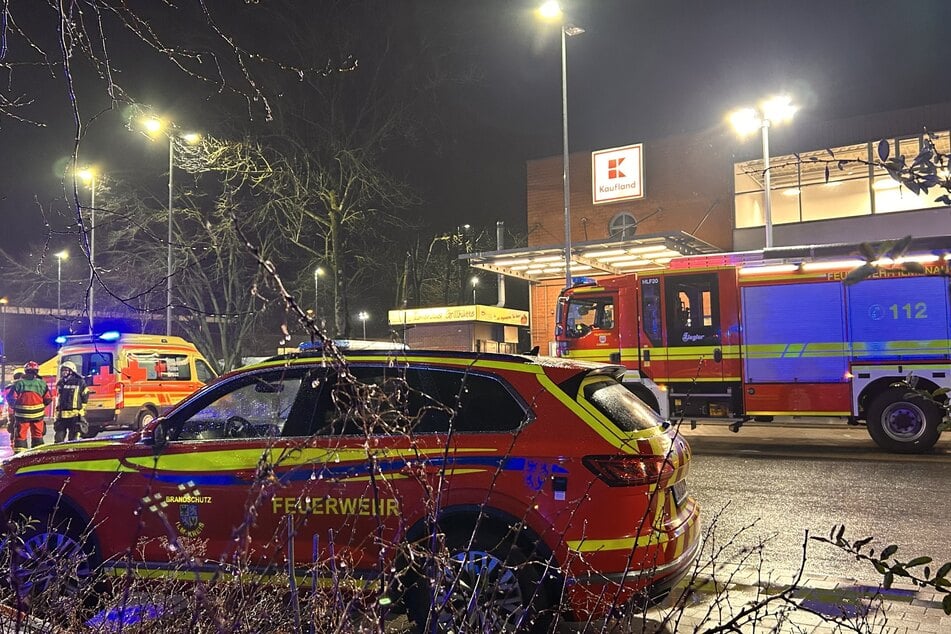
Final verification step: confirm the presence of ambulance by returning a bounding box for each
[56,332,217,435]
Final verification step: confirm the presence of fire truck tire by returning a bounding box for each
[405,524,556,633]
[866,388,942,453]
[1,502,100,612]
[135,407,158,430]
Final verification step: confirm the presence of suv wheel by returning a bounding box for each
[406,525,556,633]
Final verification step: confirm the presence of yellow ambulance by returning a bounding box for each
[56,332,217,435]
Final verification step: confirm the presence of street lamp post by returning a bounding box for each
[0,297,8,389]
[358,311,369,340]
[538,1,584,290]
[54,250,69,336]
[471,276,479,304]
[141,117,200,335]
[729,96,797,249]
[77,169,96,334]
[314,267,325,319]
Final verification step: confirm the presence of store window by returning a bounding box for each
[733,132,950,229]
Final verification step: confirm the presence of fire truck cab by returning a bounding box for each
[556,251,951,453]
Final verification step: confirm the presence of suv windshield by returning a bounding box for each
[583,379,664,432]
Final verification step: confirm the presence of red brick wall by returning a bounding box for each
[526,129,736,250]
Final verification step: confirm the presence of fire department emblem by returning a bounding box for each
[868,303,884,320]
[523,460,550,491]
[176,503,205,537]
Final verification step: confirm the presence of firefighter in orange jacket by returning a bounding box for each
[12,361,52,452]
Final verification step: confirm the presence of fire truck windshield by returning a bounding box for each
[566,296,615,338]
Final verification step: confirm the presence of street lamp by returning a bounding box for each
[314,267,325,318]
[54,250,69,335]
[729,95,797,249]
[140,116,201,335]
[470,275,479,304]
[358,311,369,340]
[77,168,96,334]
[538,1,585,289]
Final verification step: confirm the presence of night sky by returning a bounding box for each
[2,0,950,259]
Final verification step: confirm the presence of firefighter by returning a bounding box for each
[12,361,52,452]
[54,361,90,442]
[4,371,22,449]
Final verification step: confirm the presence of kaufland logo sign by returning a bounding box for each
[592,143,644,204]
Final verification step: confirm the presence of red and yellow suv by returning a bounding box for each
[0,350,699,629]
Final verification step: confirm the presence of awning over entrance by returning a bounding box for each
[464,231,722,282]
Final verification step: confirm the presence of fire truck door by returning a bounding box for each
[662,272,724,382]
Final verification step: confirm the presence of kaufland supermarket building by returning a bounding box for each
[465,101,951,352]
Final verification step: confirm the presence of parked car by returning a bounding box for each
[0,350,699,629]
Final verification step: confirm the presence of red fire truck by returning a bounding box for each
[555,242,951,453]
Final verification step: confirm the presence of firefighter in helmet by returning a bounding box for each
[54,361,90,442]
[12,361,52,452]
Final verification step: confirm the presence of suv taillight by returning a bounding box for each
[115,382,124,410]
[583,454,675,487]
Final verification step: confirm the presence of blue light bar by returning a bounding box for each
[54,335,68,345]
[99,331,122,342]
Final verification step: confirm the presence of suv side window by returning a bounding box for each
[172,368,309,441]
[320,366,527,435]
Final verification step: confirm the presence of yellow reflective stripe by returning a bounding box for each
[16,459,137,475]
[102,565,376,590]
[567,530,672,553]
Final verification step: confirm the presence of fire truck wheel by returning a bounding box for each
[866,388,942,453]
[405,524,556,633]
[135,407,158,430]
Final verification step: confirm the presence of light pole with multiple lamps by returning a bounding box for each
[358,311,369,340]
[140,117,201,335]
[77,169,97,334]
[728,95,797,249]
[538,1,584,289]
[54,250,69,336]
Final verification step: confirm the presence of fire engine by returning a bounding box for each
[555,240,951,453]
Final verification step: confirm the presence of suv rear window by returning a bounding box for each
[583,379,664,432]
[325,366,527,435]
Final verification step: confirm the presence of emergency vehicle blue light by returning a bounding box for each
[571,276,596,286]
[99,331,122,342]
[54,335,68,345]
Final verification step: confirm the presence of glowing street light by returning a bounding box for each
[138,115,201,335]
[470,275,479,304]
[537,1,585,289]
[314,267,326,318]
[358,311,369,340]
[729,95,798,249]
[54,250,69,335]
[77,168,97,334]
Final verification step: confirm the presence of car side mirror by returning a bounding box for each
[150,419,169,453]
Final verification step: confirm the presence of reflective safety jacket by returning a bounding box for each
[12,375,51,422]
[55,373,90,419]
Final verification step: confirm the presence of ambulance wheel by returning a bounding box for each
[135,407,158,430]
[866,388,942,453]
[1,502,100,614]
[405,524,557,633]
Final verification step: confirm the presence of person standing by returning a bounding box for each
[4,371,22,449]
[12,361,52,452]
[54,361,90,442]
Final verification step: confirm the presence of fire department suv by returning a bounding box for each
[0,350,699,629]
[557,246,951,453]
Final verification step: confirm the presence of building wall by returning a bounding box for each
[526,129,736,252]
